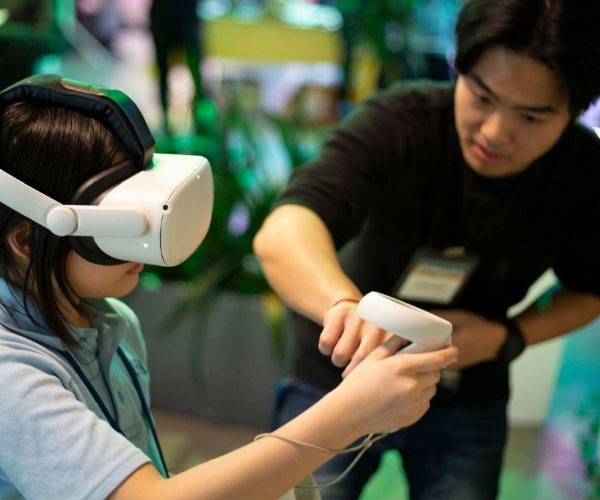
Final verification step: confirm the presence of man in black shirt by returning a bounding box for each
[254,1,600,498]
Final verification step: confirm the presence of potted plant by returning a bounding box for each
[124,82,330,427]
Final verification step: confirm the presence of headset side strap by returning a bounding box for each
[0,168,147,238]
[0,168,63,229]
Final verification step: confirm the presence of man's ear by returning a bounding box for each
[6,220,31,260]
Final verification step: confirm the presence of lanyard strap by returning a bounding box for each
[60,347,169,477]
[116,347,169,477]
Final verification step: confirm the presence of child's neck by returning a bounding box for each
[65,309,92,330]
[57,292,92,330]
[9,264,93,330]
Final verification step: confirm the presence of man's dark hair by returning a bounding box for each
[455,0,600,116]
[0,101,122,345]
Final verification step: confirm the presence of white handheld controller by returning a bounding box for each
[357,292,452,353]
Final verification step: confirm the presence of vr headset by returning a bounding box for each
[0,74,213,266]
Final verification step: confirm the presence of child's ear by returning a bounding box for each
[6,220,31,260]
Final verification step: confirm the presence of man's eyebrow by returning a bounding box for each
[468,73,558,114]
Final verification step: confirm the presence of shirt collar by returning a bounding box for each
[0,278,126,366]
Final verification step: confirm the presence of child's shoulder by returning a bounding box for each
[0,323,73,383]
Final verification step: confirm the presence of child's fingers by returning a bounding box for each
[395,346,459,374]
[366,335,409,361]
[421,383,437,401]
[413,370,442,390]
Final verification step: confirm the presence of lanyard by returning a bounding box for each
[60,346,169,477]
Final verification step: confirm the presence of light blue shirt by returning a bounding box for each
[0,279,164,500]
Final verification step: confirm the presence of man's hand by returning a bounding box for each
[432,310,507,370]
[319,300,409,377]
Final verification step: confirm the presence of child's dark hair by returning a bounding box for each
[455,0,600,116]
[0,101,122,345]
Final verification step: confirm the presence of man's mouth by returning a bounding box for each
[472,141,504,162]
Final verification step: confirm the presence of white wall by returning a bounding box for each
[506,269,565,426]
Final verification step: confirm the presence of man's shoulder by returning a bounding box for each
[350,80,456,137]
[540,123,600,213]
[556,123,600,176]
[570,122,600,151]
[368,79,455,111]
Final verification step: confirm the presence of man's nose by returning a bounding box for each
[480,110,512,147]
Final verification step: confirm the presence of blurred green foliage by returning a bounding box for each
[144,87,329,358]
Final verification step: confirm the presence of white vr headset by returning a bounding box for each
[0,75,213,266]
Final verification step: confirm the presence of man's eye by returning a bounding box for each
[522,114,542,124]
[473,92,491,104]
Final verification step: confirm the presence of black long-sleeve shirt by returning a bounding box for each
[275,80,600,404]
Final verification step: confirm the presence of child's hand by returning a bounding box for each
[331,337,458,436]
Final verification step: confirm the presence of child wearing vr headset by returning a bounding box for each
[0,75,457,500]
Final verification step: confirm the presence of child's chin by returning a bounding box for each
[111,276,140,298]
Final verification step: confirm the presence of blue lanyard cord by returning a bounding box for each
[60,347,169,477]
[116,347,169,478]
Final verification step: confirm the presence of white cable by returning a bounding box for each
[253,431,390,489]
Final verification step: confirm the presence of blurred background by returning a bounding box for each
[1,1,599,498]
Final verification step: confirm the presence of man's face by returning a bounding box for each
[454,45,571,177]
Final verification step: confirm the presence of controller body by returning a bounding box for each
[357,292,452,353]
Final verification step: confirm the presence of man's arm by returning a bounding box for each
[434,289,600,370]
[253,204,360,323]
[517,288,600,344]
[253,204,397,372]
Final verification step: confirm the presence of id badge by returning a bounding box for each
[395,247,479,306]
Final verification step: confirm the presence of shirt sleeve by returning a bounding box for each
[274,88,425,249]
[553,197,600,297]
[0,347,151,500]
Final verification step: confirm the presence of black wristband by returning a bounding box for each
[496,318,526,364]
